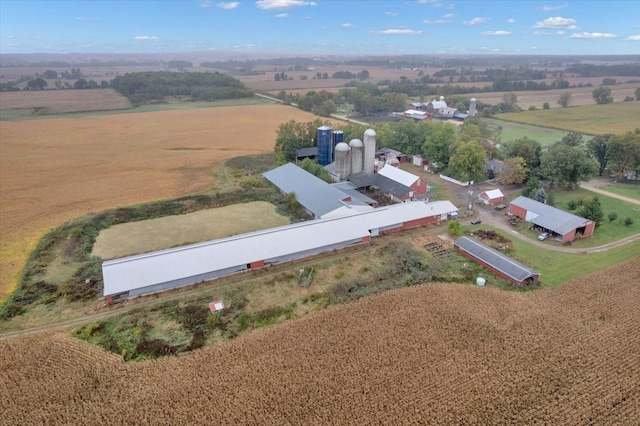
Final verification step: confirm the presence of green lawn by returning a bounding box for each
[599,182,640,201]
[494,229,640,287]
[550,188,640,247]
[495,102,640,135]
[484,118,569,146]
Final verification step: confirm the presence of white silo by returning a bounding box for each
[335,142,351,180]
[469,98,477,116]
[363,129,377,174]
[349,139,364,174]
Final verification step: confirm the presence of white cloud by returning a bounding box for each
[218,2,239,9]
[255,0,317,10]
[417,0,439,3]
[385,12,398,16]
[442,13,454,18]
[534,16,576,28]
[566,24,579,30]
[463,17,488,26]
[423,19,451,24]
[372,29,423,35]
[199,0,212,7]
[133,36,159,41]
[341,23,354,28]
[570,32,616,39]
[75,16,100,21]
[275,13,288,18]
[626,35,640,41]
[508,18,515,24]
[482,30,512,36]
[541,3,568,11]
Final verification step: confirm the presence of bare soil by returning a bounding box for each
[0,104,321,302]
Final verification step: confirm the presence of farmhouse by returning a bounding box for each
[454,236,540,286]
[102,200,458,298]
[478,189,505,205]
[509,196,595,243]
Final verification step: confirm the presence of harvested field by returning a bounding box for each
[467,84,638,110]
[93,201,290,259]
[0,88,131,115]
[0,104,321,302]
[1,256,638,424]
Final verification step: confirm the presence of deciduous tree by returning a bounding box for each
[498,157,528,185]
[592,86,613,104]
[557,91,572,108]
[586,134,612,176]
[448,140,487,182]
[539,142,598,188]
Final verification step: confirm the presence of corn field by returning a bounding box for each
[1,256,639,424]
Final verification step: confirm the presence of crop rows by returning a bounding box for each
[1,256,639,424]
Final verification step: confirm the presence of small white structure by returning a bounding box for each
[478,189,504,205]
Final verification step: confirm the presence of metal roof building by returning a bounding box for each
[103,200,458,298]
[263,163,349,218]
[454,237,540,286]
[509,196,595,243]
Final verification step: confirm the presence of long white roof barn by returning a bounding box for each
[102,200,458,297]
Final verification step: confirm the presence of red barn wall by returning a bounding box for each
[509,204,528,220]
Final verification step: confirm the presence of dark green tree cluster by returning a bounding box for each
[110,71,253,104]
[273,118,326,164]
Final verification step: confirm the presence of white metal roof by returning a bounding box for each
[378,164,420,188]
[102,200,458,296]
[480,189,504,199]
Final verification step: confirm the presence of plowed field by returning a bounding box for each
[2,256,638,424]
[0,104,321,301]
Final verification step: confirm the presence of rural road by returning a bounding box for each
[580,177,640,205]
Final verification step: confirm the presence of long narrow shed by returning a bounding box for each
[454,236,540,286]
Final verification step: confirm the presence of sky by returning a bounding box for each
[1,0,639,56]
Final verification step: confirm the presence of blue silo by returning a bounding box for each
[331,130,344,161]
[317,125,332,166]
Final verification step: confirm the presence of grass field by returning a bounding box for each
[93,201,291,259]
[550,188,640,246]
[2,256,638,424]
[483,117,569,146]
[599,182,640,201]
[0,103,323,303]
[0,94,274,121]
[496,101,640,135]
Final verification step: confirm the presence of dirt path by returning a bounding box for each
[580,178,640,205]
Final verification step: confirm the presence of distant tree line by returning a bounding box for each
[110,71,253,104]
[565,64,640,77]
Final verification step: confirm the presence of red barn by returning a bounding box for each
[478,189,504,205]
[509,196,595,243]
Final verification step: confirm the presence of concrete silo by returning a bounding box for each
[363,129,377,174]
[317,125,332,166]
[335,142,351,180]
[349,139,364,174]
[469,98,477,116]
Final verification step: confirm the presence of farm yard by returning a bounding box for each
[0,103,322,302]
[1,256,638,424]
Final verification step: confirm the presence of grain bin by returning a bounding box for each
[335,142,351,180]
[331,130,344,161]
[349,138,364,174]
[363,129,376,174]
[317,125,332,166]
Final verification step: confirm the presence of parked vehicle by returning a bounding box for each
[538,232,550,241]
[471,219,482,225]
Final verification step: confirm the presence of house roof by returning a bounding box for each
[378,164,419,187]
[331,182,378,205]
[480,189,504,199]
[454,237,539,282]
[429,100,447,110]
[510,196,593,236]
[263,163,348,217]
[348,171,413,198]
[103,200,459,296]
[438,107,459,118]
